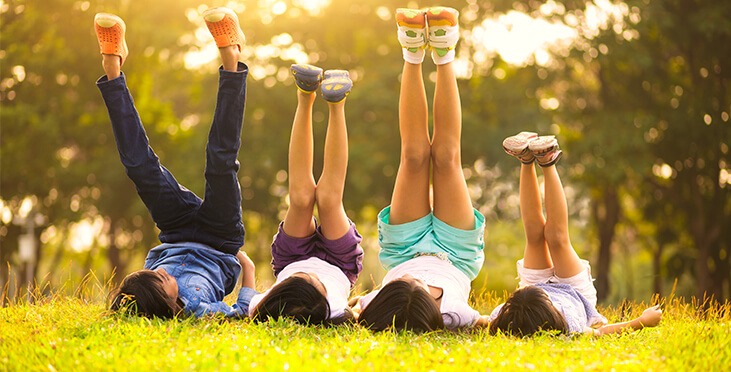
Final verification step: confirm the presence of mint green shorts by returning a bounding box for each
[377,206,486,281]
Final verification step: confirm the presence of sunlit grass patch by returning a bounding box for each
[1,281,729,370]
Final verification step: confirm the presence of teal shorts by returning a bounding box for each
[377,206,486,281]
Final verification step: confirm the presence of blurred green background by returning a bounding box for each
[1,0,729,305]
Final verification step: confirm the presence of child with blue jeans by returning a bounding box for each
[247,65,364,325]
[490,132,662,336]
[101,7,258,318]
[355,7,490,332]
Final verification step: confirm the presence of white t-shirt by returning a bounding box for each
[359,256,481,328]
[248,257,350,319]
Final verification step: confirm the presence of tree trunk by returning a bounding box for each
[107,220,126,286]
[593,187,621,303]
[653,241,664,296]
[688,172,726,302]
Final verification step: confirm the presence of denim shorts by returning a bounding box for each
[377,206,486,281]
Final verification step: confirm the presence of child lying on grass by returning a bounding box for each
[100,7,257,318]
[489,132,662,336]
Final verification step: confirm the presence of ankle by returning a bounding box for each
[220,45,240,71]
[328,100,346,109]
[297,89,316,102]
[102,54,121,79]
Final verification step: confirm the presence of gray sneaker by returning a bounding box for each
[291,64,323,93]
[321,70,352,103]
[503,131,538,164]
[528,136,563,167]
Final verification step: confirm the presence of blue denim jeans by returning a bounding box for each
[97,63,248,255]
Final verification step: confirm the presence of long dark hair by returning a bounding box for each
[489,285,568,336]
[109,270,182,319]
[358,280,445,332]
[251,276,330,325]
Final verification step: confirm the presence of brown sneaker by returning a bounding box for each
[528,136,563,167]
[503,132,538,164]
[94,13,128,65]
[203,7,246,51]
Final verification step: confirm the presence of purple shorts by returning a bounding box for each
[271,221,364,286]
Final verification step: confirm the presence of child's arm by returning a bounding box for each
[591,305,662,336]
[236,251,256,289]
[474,315,491,328]
[349,296,363,319]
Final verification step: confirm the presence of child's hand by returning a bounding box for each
[348,296,362,307]
[237,251,256,289]
[639,305,662,327]
[236,251,255,269]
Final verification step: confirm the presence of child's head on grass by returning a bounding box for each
[109,268,182,319]
[251,273,331,325]
[358,277,445,332]
[489,285,569,337]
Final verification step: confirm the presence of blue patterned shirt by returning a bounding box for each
[144,242,258,317]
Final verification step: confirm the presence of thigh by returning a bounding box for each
[314,223,364,285]
[431,210,485,280]
[516,259,555,288]
[133,165,202,231]
[377,208,433,270]
[270,222,317,276]
[554,259,598,306]
[389,151,432,225]
[99,75,202,231]
[432,163,475,231]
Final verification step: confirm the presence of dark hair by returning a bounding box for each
[489,286,569,337]
[358,280,445,333]
[251,276,330,325]
[109,270,182,319]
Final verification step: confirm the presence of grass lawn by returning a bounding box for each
[1,291,729,371]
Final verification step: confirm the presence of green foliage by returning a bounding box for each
[1,0,729,302]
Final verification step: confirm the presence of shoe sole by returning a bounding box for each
[95,13,126,29]
[203,7,245,49]
[94,13,128,63]
[528,136,557,155]
[426,7,458,27]
[322,70,352,103]
[502,132,537,154]
[396,8,426,28]
[203,7,237,22]
[291,64,323,92]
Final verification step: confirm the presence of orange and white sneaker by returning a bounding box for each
[203,7,246,51]
[425,7,459,65]
[396,8,427,64]
[94,13,128,65]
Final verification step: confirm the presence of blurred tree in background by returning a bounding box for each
[1,0,728,304]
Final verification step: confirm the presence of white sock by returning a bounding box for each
[431,48,455,65]
[403,48,425,64]
[428,23,458,65]
[398,25,426,64]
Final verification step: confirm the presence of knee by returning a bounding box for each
[400,144,431,171]
[315,185,344,211]
[524,225,545,247]
[431,143,460,171]
[544,226,570,250]
[289,186,316,211]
